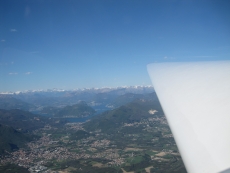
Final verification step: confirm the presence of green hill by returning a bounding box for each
[42,101,96,117]
[84,98,163,133]
[0,95,35,111]
[0,109,65,132]
[108,93,144,108]
[0,124,34,154]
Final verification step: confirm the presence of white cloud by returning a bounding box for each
[25,72,32,75]
[10,29,17,32]
[9,72,18,75]
[163,56,175,60]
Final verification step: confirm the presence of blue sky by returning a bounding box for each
[0,0,230,92]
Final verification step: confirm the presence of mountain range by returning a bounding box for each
[0,86,154,113]
[0,95,35,111]
[41,101,96,117]
[0,109,65,132]
[84,97,163,134]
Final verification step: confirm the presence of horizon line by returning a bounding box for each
[0,85,154,95]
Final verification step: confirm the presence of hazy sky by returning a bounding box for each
[0,0,230,92]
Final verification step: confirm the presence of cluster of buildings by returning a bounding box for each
[0,123,125,171]
[91,139,110,148]
[0,115,178,172]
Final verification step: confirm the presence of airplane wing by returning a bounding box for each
[147,61,230,173]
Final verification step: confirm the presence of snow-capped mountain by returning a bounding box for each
[0,86,155,112]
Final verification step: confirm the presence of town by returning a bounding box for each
[0,115,185,173]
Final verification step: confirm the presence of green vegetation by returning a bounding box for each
[110,93,144,107]
[0,163,29,173]
[0,94,186,173]
[123,154,151,172]
[44,159,122,173]
[70,130,91,141]
[0,109,66,132]
[0,124,34,154]
[0,95,35,111]
[42,101,96,117]
[84,98,163,133]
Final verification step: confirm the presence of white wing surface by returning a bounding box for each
[147,61,230,173]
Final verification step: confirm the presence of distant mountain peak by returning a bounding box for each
[0,86,154,95]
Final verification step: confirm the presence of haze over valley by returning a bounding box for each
[0,86,186,173]
[1,0,229,172]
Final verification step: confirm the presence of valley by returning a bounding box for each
[0,87,186,173]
